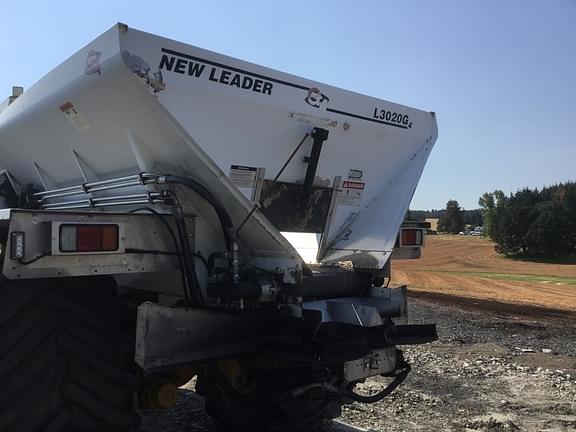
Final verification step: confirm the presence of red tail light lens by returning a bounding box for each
[77,226,103,251]
[60,224,119,252]
[401,229,423,246]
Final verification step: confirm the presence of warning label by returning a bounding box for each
[59,102,90,130]
[229,165,258,188]
[338,180,365,206]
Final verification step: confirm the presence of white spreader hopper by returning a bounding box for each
[0,23,438,273]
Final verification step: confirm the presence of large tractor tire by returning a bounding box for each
[0,276,140,432]
[198,359,344,432]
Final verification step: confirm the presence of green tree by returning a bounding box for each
[483,182,576,258]
[478,190,505,237]
[438,200,464,234]
[492,204,532,255]
[463,209,483,227]
[491,189,538,255]
[562,183,576,216]
[525,202,576,257]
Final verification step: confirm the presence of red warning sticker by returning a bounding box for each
[339,181,365,206]
[342,181,365,190]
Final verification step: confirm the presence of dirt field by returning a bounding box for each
[393,235,576,314]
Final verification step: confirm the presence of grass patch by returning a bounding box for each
[433,271,576,286]
[431,234,489,242]
[504,254,576,265]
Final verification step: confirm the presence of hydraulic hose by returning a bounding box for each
[175,215,205,306]
[157,175,234,250]
[155,175,236,306]
[130,207,191,305]
[345,363,411,403]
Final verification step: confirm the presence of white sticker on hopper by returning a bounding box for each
[229,165,258,188]
[338,180,365,206]
[59,102,90,130]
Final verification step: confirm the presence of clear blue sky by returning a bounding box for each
[2,0,575,210]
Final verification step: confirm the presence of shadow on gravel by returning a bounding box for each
[409,290,576,322]
[139,389,365,432]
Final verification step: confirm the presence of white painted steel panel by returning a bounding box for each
[0,24,438,271]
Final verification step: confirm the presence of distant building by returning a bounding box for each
[425,218,439,233]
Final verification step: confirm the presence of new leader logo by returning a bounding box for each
[304,87,330,109]
[159,50,274,96]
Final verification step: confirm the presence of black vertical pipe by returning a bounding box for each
[302,127,329,202]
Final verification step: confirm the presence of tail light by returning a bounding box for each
[59,224,119,253]
[400,228,423,246]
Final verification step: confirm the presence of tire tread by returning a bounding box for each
[0,278,140,432]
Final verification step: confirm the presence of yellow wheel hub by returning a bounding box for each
[143,380,179,410]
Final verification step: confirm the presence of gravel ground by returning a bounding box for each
[139,298,576,431]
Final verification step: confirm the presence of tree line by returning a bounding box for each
[406,207,482,228]
[479,182,576,258]
[409,181,576,259]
